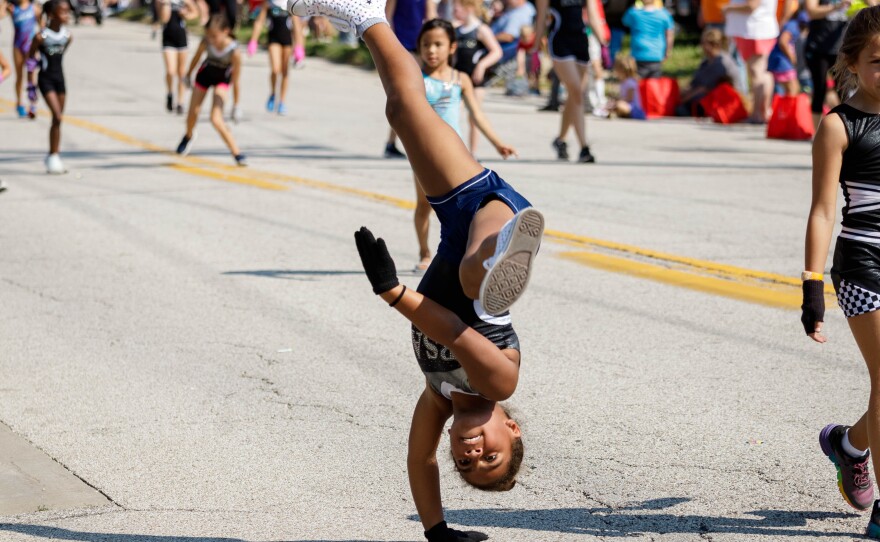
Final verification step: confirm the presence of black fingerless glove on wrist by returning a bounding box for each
[354,226,399,295]
[424,521,489,542]
[801,279,825,335]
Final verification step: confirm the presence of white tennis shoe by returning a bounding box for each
[288,0,386,36]
[478,208,544,316]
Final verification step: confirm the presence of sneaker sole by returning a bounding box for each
[479,208,544,316]
[820,423,873,511]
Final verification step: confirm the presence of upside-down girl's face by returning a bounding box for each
[448,405,521,486]
[419,28,456,70]
[851,35,880,101]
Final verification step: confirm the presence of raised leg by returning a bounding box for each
[361,24,483,197]
[459,200,514,300]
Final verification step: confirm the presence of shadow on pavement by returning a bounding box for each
[0,525,247,542]
[222,269,426,280]
[416,499,858,538]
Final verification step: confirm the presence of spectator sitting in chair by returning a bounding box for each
[676,28,742,116]
[491,0,536,62]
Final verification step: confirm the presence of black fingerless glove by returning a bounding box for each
[354,226,399,295]
[801,279,825,335]
[424,521,489,542]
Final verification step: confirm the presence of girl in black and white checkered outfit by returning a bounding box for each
[802,7,880,538]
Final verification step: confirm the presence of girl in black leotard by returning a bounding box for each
[248,0,295,115]
[452,0,502,153]
[159,0,199,114]
[802,7,880,539]
[533,0,607,163]
[27,0,71,175]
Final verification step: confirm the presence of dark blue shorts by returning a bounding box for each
[426,169,532,262]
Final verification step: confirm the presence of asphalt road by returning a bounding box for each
[0,16,868,542]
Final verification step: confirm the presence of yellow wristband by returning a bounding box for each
[801,271,824,281]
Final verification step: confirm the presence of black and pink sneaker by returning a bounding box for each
[819,424,874,511]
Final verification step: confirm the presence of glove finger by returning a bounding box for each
[354,228,375,272]
[801,311,815,335]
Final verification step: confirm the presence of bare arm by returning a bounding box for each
[249,1,269,41]
[27,32,43,61]
[158,0,171,24]
[181,0,201,21]
[460,73,517,158]
[586,0,606,45]
[665,28,674,59]
[472,23,503,83]
[379,285,520,401]
[804,113,846,341]
[424,0,437,21]
[532,0,549,50]
[231,50,241,105]
[407,386,452,531]
[780,30,796,64]
[187,39,207,77]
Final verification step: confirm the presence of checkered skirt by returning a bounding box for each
[838,279,880,318]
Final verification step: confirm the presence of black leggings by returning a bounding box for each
[807,52,838,114]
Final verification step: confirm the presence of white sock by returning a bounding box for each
[843,429,869,458]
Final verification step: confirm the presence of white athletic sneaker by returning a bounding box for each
[288,0,386,36]
[0,179,7,193]
[45,154,66,175]
[231,105,243,124]
[478,208,545,316]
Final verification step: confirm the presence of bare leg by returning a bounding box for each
[163,49,177,95]
[747,54,772,122]
[844,311,880,479]
[185,87,208,137]
[554,59,589,147]
[13,48,24,108]
[279,45,292,103]
[42,91,65,154]
[210,87,241,156]
[362,24,483,197]
[413,175,432,266]
[268,43,282,97]
[459,200,515,299]
[176,51,188,107]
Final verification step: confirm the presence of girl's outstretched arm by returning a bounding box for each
[356,227,520,401]
[460,73,517,158]
[803,112,847,342]
[407,386,452,531]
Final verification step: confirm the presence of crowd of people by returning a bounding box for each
[9,0,880,540]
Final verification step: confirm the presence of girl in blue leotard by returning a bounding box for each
[413,18,516,272]
[5,0,40,118]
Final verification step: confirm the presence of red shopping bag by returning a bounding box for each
[639,77,680,118]
[767,94,815,140]
[699,83,748,124]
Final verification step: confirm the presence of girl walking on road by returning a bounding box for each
[248,0,295,115]
[5,0,40,118]
[803,7,880,538]
[176,14,246,166]
[412,18,517,273]
[159,0,199,114]
[286,0,544,538]
[532,0,607,163]
[28,0,71,174]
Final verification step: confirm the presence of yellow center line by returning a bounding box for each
[4,98,816,309]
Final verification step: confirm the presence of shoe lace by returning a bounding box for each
[853,460,871,488]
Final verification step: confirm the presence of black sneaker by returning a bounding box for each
[384,143,406,159]
[235,154,248,166]
[868,501,880,539]
[578,146,596,164]
[552,138,568,161]
[539,102,560,112]
[166,93,173,112]
[176,133,195,155]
